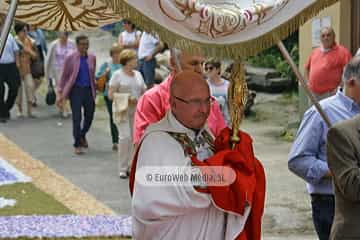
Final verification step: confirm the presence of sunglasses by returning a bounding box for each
[321,33,332,38]
[205,66,214,71]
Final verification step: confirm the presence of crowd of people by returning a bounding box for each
[2,17,360,239]
[0,19,231,176]
[0,22,47,121]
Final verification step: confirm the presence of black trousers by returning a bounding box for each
[311,194,335,240]
[69,86,95,147]
[0,63,20,118]
[104,95,119,144]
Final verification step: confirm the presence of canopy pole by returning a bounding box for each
[0,0,18,57]
[276,40,332,128]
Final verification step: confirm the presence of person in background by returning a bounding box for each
[118,20,141,51]
[204,58,230,125]
[288,56,360,240]
[45,32,76,118]
[0,16,21,123]
[108,49,146,179]
[28,25,47,107]
[14,22,37,118]
[327,115,360,240]
[133,49,226,146]
[326,57,360,240]
[96,43,123,151]
[138,31,163,89]
[305,26,351,101]
[28,26,47,59]
[57,35,96,155]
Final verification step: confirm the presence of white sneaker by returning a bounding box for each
[119,172,128,179]
[62,111,69,118]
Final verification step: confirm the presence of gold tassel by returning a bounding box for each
[228,60,248,147]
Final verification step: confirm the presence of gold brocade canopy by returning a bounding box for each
[1,0,340,58]
[0,0,121,31]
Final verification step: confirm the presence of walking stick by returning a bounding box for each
[0,0,18,58]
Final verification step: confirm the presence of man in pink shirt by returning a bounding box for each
[305,27,352,100]
[133,50,226,144]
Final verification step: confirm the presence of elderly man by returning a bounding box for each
[305,26,351,101]
[327,57,360,240]
[57,35,96,155]
[131,70,265,239]
[289,56,360,240]
[133,50,226,145]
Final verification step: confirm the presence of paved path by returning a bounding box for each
[0,103,131,214]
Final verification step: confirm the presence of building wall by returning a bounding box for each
[351,0,360,54]
[298,0,351,117]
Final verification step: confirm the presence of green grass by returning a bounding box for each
[280,129,295,142]
[0,183,72,215]
[279,91,299,104]
[246,110,269,122]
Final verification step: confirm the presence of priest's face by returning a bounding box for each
[170,71,211,130]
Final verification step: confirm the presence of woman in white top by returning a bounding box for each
[45,32,76,118]
[205,59,231,126]
[109,49,146,178]
[118,20,142,51]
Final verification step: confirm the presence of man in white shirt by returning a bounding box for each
[0,18,21,123]
[137,32,163,89]
[131,70,250,239]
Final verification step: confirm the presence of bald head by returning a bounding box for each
[170,70,208,98]
[169,70,211,130]
[320,26,335,49]
[320,26,335,35]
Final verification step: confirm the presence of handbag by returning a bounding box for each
[96,73,107,92]
[112,93,130,124]
[46,78,56,106]
[30,58,44,78]
[96,63,109,92]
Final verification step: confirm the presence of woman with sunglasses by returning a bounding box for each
[118,19,142,51]
[204,59,230,126]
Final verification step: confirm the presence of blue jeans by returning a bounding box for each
[311,194,335,240]
[139,58,156,88]
[69,86,95,147]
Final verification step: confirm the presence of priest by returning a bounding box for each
[130,70,265,239]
